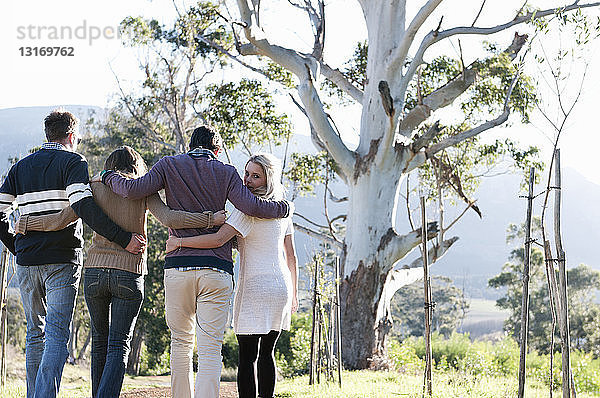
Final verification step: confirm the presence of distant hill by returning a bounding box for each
[1,106,598,299]
[0,106,101,174]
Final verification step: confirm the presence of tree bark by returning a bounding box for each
[127,325,144,375]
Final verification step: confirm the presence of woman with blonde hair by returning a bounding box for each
[17,146,225,398]
[166,153,298,398]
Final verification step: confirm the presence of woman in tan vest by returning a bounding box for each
[17,146,225,398]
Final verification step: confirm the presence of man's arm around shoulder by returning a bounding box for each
[102,159,165,200]
[66,156,138,250]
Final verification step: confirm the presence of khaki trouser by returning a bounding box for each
[164,268,233,398]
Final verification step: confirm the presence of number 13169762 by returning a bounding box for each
[19,47,75,56]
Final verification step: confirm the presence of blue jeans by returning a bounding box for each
[84,267,144,398]
[16,263,81,398]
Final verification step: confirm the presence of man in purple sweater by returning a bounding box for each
[100,126,291,398]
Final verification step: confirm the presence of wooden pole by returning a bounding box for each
[316,296,322,384]
[553,149,572,398]
[420,197,432,397]
[309,258,320,385]
[0,247,9,387]
[517,167,535,398]
[544,240,559,398]
[327,297,334,381]
[335,257,342,388]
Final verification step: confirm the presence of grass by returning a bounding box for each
[2,368,599,397]
[275,370,600,398]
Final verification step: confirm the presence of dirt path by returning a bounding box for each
[120,382,238,397]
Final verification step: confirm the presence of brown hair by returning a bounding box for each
[44,109,79,142]
[104,146,147,178]
[189,125,222,151]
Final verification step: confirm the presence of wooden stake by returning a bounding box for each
[420,197,432,397]
[309,258,320,385]
[553,149,572,398]
[335,257,342,388]
[0,247,8,388]
[316,296,322,384]
[517,167,535,398]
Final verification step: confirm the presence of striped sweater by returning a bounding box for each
[0,142,131,266]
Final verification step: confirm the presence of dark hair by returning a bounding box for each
[104,146,147,178]
[189,125,222,151]
[44,109,79,142]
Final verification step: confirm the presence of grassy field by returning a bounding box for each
[276,370,600,398]
[2,368,598,398]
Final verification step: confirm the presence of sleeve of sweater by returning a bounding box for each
[16,206,79,234]
[67,155,132,249]
[226,169,291,219]
[0,166,17,254]
[146,193,213,229]
[103,160,166,200]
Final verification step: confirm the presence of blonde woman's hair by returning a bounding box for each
[246,153,285,200]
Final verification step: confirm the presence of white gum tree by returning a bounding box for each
[229,0,599,368]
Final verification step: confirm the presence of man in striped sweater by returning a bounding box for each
[0,109,146,398]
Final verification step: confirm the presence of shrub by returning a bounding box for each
[220,313,313,377]
[275,313,312,377]
[222,329,239,369]
[388,333,600,394]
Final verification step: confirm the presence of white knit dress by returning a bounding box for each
[226,207,294,335]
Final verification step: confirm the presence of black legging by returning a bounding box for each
[236,330,281,398]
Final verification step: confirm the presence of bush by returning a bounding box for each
[138,343,171,376]
[222,329,239,369]
[275,313,312,377]
[221,312,313,377]
[388,333,600,394]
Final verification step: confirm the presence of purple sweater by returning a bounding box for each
[103,150,290,274]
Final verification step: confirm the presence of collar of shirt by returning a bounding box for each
[41,142,68,151]
[187,147,216,159]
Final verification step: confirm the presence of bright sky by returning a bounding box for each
[1,0,599,184]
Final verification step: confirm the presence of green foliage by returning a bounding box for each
[120,2,231,56]
[391,276,468,339]
[389,333,600,393]
[221,313,312,377]
[221,329,239,369]
[283,152,335,199]
[488,220,600,355]
[138,344,171,376]
[262,62,296,89]
[275,313,313,377]
[6,291,26,350]
[203,79,293,154]
[136,215,171,373]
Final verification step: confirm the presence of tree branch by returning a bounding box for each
[382,221,438,270]
[110,64,177,152]
[387,0,444,74]
[425,69,520,156]
[235,0,355,181]
[288,94,327,152]
[399,1,599,93]
[399,32,526,136]
[319,62,363,103]
[297,70,355,181]
[295,212,329,229]
[328,187,348,203]
[385,237,459,296]
[410,120,442,152]
[293,222,343,249]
